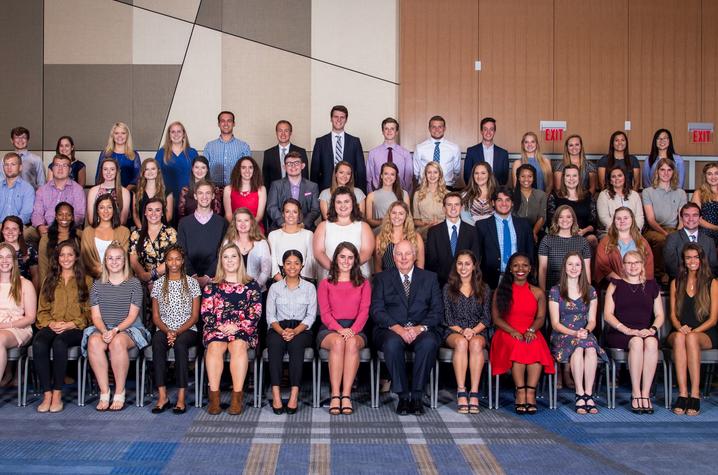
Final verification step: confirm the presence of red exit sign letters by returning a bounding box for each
[688,122,714,144]
[539,121,567,142]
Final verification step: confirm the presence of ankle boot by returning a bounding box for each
[207,390,222,415]
[228,390,244,415]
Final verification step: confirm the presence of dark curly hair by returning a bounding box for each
[327,186,363,222]
[328,241,365,286]
[42,240,89,304]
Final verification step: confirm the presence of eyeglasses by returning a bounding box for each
[285,161,302,167]
[623,261,642,266]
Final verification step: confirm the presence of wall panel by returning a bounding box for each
[701,0,718,156]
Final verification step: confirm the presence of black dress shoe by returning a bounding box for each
[172,405,187,415]
[151,401,171,414]
[396,398,410,416]
[411,398,425,415]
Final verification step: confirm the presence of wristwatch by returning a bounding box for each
[526,327,535,333]
[421,325,428,333]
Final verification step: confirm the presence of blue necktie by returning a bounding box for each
[433,141,440,162]
[502,219,511,269]
[450,224,458,256]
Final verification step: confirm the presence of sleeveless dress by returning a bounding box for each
[371,189,408,223]
[548,286,608,363]
[527,157,546,191]
[230,188,264,232]
[678,294,718,348]
[700,200,718,245]
[321,221,371,280]
[490,282,555,375]
[604,279,660,350]
[0,282,32,347]
[381,242,396,271]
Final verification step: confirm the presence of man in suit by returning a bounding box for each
[664,202,718,279]
[266,151,320,231]
[475,186,535,289]
[371,240,442,416]
[425,192,481,287]
[262,120,309,185]
[413,115,462,190]
[310,105,367,193]
[464,117,510,186]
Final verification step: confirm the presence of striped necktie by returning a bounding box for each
[403,274,411,298]
[335,135,343,164]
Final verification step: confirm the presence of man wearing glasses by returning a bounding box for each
[266,151,320,231]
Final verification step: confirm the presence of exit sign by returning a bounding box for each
[688,122,714,144]
[540,121,567,142]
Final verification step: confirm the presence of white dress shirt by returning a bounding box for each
[414,137,462,187]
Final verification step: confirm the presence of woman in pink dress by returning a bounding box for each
[223,156,267,233]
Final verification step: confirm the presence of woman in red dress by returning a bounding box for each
[490,252,555,414]
[223,156,267,232]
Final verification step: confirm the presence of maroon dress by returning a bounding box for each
[604,279,660,350]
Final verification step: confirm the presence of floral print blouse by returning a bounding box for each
[201,280,262,348]
[129,224,177,271]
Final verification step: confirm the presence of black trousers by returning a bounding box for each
[373,327,440,398]
[32,327,83,392]
[266,321,312,387]
[151,330,197,388]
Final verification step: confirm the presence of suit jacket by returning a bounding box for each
[262,143,309,186]
[370,267,443,330]
[266,177,320,231]
[664,229,718,280]
[310,132,367,194]
[464,144,510,186]
[425,220,481,287]
[475,214,535,289]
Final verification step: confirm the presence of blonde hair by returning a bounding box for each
[651,157,679,190]
[134,158,168,216]
[698,162,718,203]
[0,243,22,305]
[622,249,646,284]
[224,207,265,244]
[605,207,648,256]
[161,121,192,165]
[103,122,136,160]
[99,242,130,283]
[376,201,419,257]
[520,132,552,192]
[214,243,252,285]
[414,161,447,204]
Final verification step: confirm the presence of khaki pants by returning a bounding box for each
[644,227,676,282]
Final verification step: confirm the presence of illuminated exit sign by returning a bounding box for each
[688,122,714,144]
[540,121,567,141]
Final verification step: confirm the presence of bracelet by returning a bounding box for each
[526,327,535,333]
[650,325,658,333]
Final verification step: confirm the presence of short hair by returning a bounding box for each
[491,186,513,202]
[331,105,348,117]
[284,150,302,163]
[680,202,701,217]
[217,110,235,122]
[429,115,445,126]
[442,191,462,206]
[275,120,292,132]
[10,126,29,139]
[3,152,20,164]
[381,117,399,131]
[52,154,71,165]
[480,117,496,129]
[194,179,214,193]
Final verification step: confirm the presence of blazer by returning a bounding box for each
[464,143,510,186]
[262,143,309,186]
[475,214,535,289]
[80,225,130,279]
[266,178,320,231]
[310,132,367,194]
[425,220,481,287]
[664,229,718,280]
[370,267,443,330]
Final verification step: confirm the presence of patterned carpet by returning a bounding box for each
[0,377,716,474]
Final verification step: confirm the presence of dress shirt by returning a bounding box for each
[0,177,34,223]
[202,135,252,187]
[6,150,46,190]
[266,277,317,327]
[493,213,517,272]
[31,179,86,227]
[482,144,495,170]
[331,131,345,163]
[366,143,414,193]
[401,266,415,285]
[445,218,461,237]
[684,229,699,241]
[278,144,290,177]
[413,138,462,186]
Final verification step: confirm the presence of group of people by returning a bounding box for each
[0,110,714,418]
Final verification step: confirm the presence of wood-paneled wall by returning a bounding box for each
[399,0,718,156]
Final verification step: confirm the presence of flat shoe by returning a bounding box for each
[172,405,187,415]
[49,401,64,413]
[96,392,111,412]
[109,391,126,411]
[152,401,171,414]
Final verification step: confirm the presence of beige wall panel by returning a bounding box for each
[134,0,201,22]
[628,0,701,154]
[44,0,132,64]
[398,0,478,151]
[701,0,718,156]
[132,8,193,64]
[554,0,628,154]
[311,61,398,152]
[164,26,222,153]
[221,36,311,153]
[478,0,554,154]
[312,0,398,83]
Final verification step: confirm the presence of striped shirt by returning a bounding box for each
[202,136,252,187]
[90,277,143,328]
[266,278,317,327]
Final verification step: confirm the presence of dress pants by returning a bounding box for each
[266,321,312,387]
[151,330,197,388]
[374,327,440,398]
[32,327,83,392]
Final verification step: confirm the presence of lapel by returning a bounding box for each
[298,178,308,200]
[391,269,409,308]
[488,218,501,254]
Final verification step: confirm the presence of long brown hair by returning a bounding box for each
[42,241,89,304]
[462,162,496,208]
[224,207,264,243]
[230,156,263,192]
[0,216,29,259]
[548,204,579,236]
[327,241,365,286]
[562,134,588,183]
[697,162,718,204]
[134,158,167,216]
[97,157,124,210]
[604,207,647,256]
[606,166,631,199]
[675,243,713,322]
[557,164,586,200]
[0,243,23,304]
[327,186,362,223]
[557,251,590,304]
[446,250,486,304]
[650,157,679,190]
[378,162,404,202]
[330,161,356,194]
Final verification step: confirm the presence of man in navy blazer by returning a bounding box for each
[262,120,309,185]
[664,203,718,279]
[425,192,481,287]
[266,151,320,231]
[464,117,510,186]
[475,186,535,288]
[371,240,442,415]
[310,105,367,194]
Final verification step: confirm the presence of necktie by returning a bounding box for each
[502,219,511,269]
[387,146,393,163]
[690,235,697,242]
[280,147,287,176]
[403,274,411,298]
[335,135,343,164]
[433,141,440,162]
[450,224,458,256]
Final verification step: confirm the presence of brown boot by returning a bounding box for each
[227,391,244,415]
[207,390,222,415]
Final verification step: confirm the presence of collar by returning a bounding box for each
[494,212,512,223]
[282,277,306,289]
[399,266,415,281]
[684,228,699,238]
[445,218,460,233]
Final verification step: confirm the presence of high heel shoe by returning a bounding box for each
[630,396,642,414]
[514,386,527,414]
[524,386,537,415]
[641,397,654,415]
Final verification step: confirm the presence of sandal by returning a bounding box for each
[96,392,111,412]
[456,388,469,414]
[514,386,527,414]
[687,397,701,416]
[328,396,341,416]
[340,396,353,415]
[110,390,126,411]
[583,395,598,414]
[525,386,537,415]
[672,396,689,415]
[640,397,654,415]
[468,392,480,414]
[574,393,587,414]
